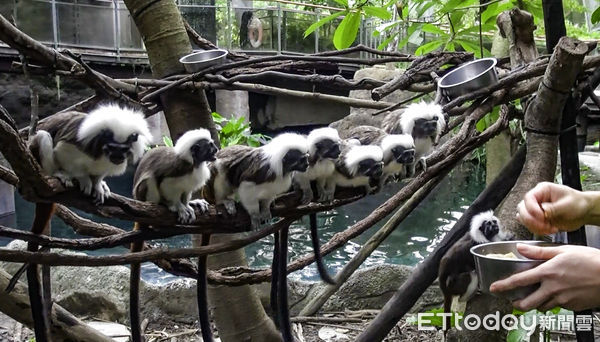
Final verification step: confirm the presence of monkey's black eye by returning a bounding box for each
[127,133,139,143]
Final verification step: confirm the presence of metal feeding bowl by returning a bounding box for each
[179,49,228,73]
[438,57,498,99]
[470,240,560,301]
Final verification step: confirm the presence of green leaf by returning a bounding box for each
[440,0,464,13]
[445,41,455,51]
[416,1,436,17]
[332,0,348,8]
[162,135,173,147]
[506,328,529,342]
[482,2,514,24]
[377,33,398,50]
[211,111,225,123]
[333,11,361,50]
[592,6,600,24]
[304,10,345,38]
[415,39,443,56]
[363,6,391,20]
[594,140,599,147]
[422,23,446,36]
[456,39,482,57]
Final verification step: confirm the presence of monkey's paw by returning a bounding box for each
[318,190,334,203]
[189,199,210,213]
[222,200,237,215]
[300,188,313,205]
[176,205,196,224]
[259,208,272,223]
[54,172,74,188]
[418,157,427,172]
[250,215,262,230]
[92,181,111,205]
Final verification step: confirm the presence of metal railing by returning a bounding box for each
[0,0,401,63]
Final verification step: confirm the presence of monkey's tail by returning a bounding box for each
[277,226,294,342]
[130,222,146,342]
[439,273,452,334]
[197,234,214,342]
[309,213,336,285]
[270,231,280,325]
[28,202,56,342]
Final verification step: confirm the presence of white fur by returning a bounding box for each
[345,145,383,176]
[30,130,57,174]
[381,134,414,162]
[399,101,445,137]
[307,127,341,156]
[54,141,128,179]
[173,128,213,163]
[459,271,479,302]
[333,172,370,187]
[77,104,152,163]
[303,159,336,181]
[261,133,308,176]
[469,210,510,243]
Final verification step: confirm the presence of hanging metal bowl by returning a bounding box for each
[179,49,228,73]
[438,58,498,99]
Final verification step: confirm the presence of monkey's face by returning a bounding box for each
[479,219,500,241]
[96,129,139,165]
[392,146,415,164]
[282,149,309,174]
[316,139,341,160]
[357,158,383,179]
[191,138,218,166]
[412,118,439,139]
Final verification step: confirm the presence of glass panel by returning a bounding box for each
[232,6,277,52]
[117,7,142,50]
[180,1,217,48]
[15,0,53,43]
[281,9,316,54]
[56,1,114,48]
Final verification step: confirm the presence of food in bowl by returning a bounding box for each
[486,252,518,259]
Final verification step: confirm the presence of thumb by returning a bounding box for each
[517,243,563,260]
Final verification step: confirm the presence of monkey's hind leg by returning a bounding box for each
[418,157,427,173]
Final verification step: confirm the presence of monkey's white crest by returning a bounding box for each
[399,101,445,135]
[173,128,213,162]
[261,133,308,176]
[381,134,414,158]
[345,145,383,175]
[77,104,152,163]
[469,210,504,243]
[307,127,340,155]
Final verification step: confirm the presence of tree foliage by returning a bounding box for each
[306,0,600,54]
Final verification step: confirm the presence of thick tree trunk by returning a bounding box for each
[122,1,279,341]
[454,37,589,341]
[0,268,113,342]
[485,31,511,185]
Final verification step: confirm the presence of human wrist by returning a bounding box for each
[582,191,600,226]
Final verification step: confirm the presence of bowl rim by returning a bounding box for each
[179,49,229,64]
[438,57,498,88]
[470,240,558,262]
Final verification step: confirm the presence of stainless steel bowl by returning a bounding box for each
[179,49,228,73]
[438,57,498,99]
[470,240,559,301]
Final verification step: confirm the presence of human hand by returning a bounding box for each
[489,243,600,312]
[516,182,593,235]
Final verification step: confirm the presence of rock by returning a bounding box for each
[0,73,94,126]
[329,66,417,136]
[87,321,130,342]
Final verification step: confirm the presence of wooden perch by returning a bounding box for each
[371,51,473,101]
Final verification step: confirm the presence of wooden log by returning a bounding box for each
[355,145,526,342]
[0,268,113,342]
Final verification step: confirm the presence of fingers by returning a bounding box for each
[517,200,556,235]
[516,244,564,260]
[489,266,543,293]
[512,285,553,312]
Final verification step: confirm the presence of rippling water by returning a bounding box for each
[3,163,484,284]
